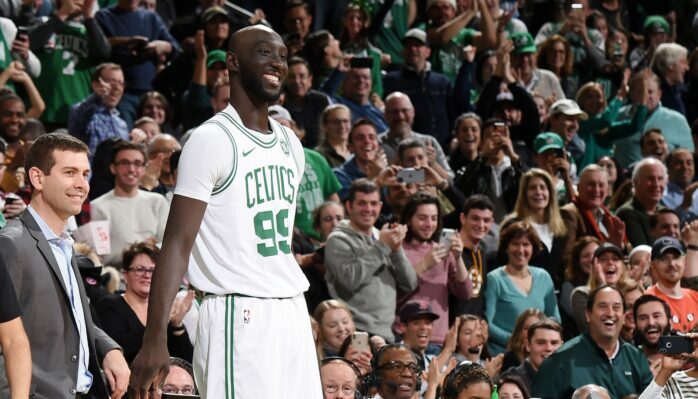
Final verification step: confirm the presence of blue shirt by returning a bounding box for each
[68,93,129,157]
[336,96,388,132]
[27,206,93,392]
[333,156,367,201]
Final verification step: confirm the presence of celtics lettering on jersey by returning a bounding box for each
[244,164,296,257]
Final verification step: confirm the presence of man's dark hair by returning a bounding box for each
[461,194,494,216]
[640,128,663,150]
[665,147,693,170]
[397,138,426,164]
[586,284,623,311]
[285,0,311,14]
[170,150,182,173]
[111,140,147,164]
[91,62,122,82]
[527,318,562,342]
[287,56,311,71]
[300,30,331,70]
[169,357,198,394]
[346,178,379,203]
[0,93,23,112]
[348,118,377,145]
[649,208,680,229]
[25,133,89,188]
[122,241,160,271]
[497,374,531,399]
[400,192,442,243]
[632,294,672,325]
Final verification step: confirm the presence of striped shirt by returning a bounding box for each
[640,371,698,399]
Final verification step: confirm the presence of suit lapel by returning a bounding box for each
[21,212,71,298]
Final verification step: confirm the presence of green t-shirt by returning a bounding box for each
[34,21,94,125]
[418,22,476,83]
[369,0,409,65]
[295,148,342,240]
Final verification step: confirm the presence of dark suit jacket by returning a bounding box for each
[0,211,119,398]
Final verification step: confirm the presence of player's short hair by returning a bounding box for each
[346,178,379,203]
[25,133,89,189]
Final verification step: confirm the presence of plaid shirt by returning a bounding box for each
[68,93,128,157]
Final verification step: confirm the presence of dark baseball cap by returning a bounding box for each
[399,300,439,322]
[202,6,228,24]
[651,236,685,260]
[594,243,624,259]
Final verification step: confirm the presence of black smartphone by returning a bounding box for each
[16,26,28,37]
[658,335,694,355]
[4,197,17,205]
[350,57,373,69]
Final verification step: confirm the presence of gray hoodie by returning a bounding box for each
[325,221,418,341]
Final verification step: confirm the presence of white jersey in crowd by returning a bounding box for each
[174,104,309,297]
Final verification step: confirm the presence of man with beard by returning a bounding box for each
[128,25,323,398]
[617,157,667,246]
[502,318,563,389]
[325,179,417,342]
[532,285,653,398]
[646,237,698,333]
[633,294,672,372]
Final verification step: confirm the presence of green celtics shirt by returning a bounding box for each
[295,148,341,240]
[369,0,410,65]
[418,22,476,83]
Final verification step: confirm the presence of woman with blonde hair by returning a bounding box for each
[500,168,569,289]
[313,299,356,357]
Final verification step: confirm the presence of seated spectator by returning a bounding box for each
[319,356,363,399]
[68,63,128,157]
[620,279,645,344]
[129,117,161,145]
[446,314,502,378]
[317,104,352,168]
[484,220,560,355]
[651,43,689,115]
[397,193,472,347]
[537,35,578,99]
[383,28,453,147]
[140,134,181,196]
[500,168,569,288]
[639,128,669,163]
[370,344,422,399]
[597,155,626,199]
[570,243,629,332]
[324,179,417,341]
[663,149,698,220]
[455,119,525,222]
[497,373,532,399]
[95,241,193,363]
[511,32,565,101]
[333,66,387,132]
[649,209,681,241]
[163,357,198,395]
[502,318,563,390]
[29,0,110,129]
[96,0,180,128]
[532,285,653,399]
[283,57,331,148]
[397,300,442,370]
[379,92,453,180]
[617,157,667,246]
[637,335,698,398]
[614,72,693,169]
[560,237,600,336]
[137,91,175,135]
[284,1,313,47]
[449,113,481,173]
[440,362,494,399]
[633,294,672,373]
[90,141,169,266]
[560,164,627,255]
[501,309,547,371]
[645,236,698,333]
[333,119,386,200]
[313,299,355,358]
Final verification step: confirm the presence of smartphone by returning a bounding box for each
[16,26,28,37]
[570,3,583,9]
[439,228,455,249]
[351,331,370,353]
[658,335,694,355]
[396,168,425,184]
[4,197,17,205]
[350,57,373,69]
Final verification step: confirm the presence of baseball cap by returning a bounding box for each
[548,99,588,120]
[533,132,564,154]
[268,105,293,123]
[644,15,670,35]
[651,236,685,260]
[495,91,515,104]
[593,243,624,259]
[511,32,536,55]
[399,300,439,323]
[202,6,228,25]
[206,50,227,68]
[403,28,428,45]
[629,244,652,260]
[426,0,457,10]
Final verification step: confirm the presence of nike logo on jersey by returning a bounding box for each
[243,147,256,156]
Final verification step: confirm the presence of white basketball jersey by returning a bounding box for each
[174,105,309,297]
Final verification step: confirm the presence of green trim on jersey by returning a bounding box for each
[277,122,302,175]
[208,120,239,195]
[219,112,278,148]
[225,295,235,398]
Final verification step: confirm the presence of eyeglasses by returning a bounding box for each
[126,267,155,277]
[378,360,420,374]
[322,215,344,223]
[113,160,146,168]
[324,384,356,396]
[162,385,196,395]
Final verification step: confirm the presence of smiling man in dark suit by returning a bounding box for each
[0,133,130,398]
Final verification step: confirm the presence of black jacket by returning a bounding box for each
[454,156,526,217]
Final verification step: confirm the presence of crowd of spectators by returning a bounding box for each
[8,0,698,398]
